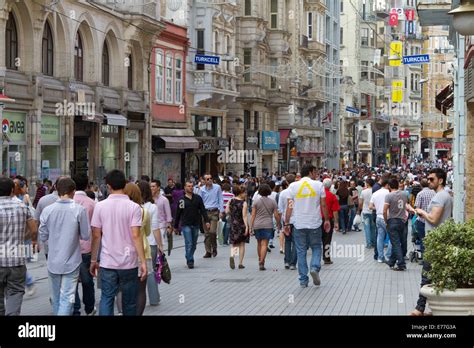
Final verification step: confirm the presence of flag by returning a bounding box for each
[322,111,332,124]
[389,12,398,26]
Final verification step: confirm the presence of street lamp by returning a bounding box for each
[449,1,474,36]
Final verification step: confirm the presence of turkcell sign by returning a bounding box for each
[403,54,430,65]
[194,55,220,65]
[346,106,360,114]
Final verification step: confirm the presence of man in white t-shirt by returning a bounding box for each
[369,178,392,263]
[358,178,376,249]
[278,174,297,270]
[285,164,330,288]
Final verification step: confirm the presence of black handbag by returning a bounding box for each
[160,253,172,284]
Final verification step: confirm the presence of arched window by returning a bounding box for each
[155,50,164,102]
[127,54,133,90]
[5,13,18,70]
[74,32,83,81]
[175,54,182,104]
[42,21,54,76]
[102,41,110,86]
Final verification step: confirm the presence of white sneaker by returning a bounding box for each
[26,285,36,297]
[377,259,384,263]
[87,307,97,316]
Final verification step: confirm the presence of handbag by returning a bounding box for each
[155,252,171,284]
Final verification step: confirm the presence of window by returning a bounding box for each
[5,13,18,70]
[192,115,222,137]
[270,0,278,29]
[226,35,232,72]
[196,29,205,70]
[244,110,251,130]
[307,12,313,40]
[175,55,182,104]
[244,0,251,16]
[270,58,277,89]
[214,31,220,55]
[74,32,83,81]
[361,28,369,46]
[165,53,173,103]
[155,50,164,102]
[340,0,343,12]
[102,41,110,86]
[127,54,133,90]
[42,21,54,76]
[361,61,368,80]
[243,48,251,82]
[340,28,343,45]
[254,111,259,130]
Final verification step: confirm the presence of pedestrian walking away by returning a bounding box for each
[226,185,250,270]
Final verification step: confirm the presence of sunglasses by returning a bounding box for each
[428,177,435,182]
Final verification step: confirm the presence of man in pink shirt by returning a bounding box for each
[150,180,173,252]
[72,174,96,316]
[90,170,146,316]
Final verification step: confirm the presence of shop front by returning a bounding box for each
[261,131,280,175]
[40,115,61,181]
[245,130,259,177]
[1,111,26,177]
[296,136,324,169]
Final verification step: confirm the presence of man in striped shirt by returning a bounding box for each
[221,183,234,246]
[414,178,435,255]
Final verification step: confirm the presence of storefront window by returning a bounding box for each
[7,144,26,177]
[41,115,61,181]
[101,125,118,172]
[1,111,26,177]
[125,129,139,182]
[192,115,222,137]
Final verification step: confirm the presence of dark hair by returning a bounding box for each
[301,164,316,177]
[86,190,96,200]
[357,180,364,187]
[137,180,154,204]
[222,183,231,192]
[73,173,89,191]
[175,182,182,190]
[429,168,447,186]
[366,178,375,187]
[381,178,390,187]
[233,184,244,196]
[56,178,76,196]
[388,178,399,190]
[105,170,126,190]
[0,176,14,196]
[141,175,150,183]
[420,178,429,188]
[268,181,276,190]
[151,179,161,187]
[185,180,194,187]
[285,174,295,184]
[281,181,288,190]
[258,184,272,197]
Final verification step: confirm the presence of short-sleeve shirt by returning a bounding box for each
[288,177,326,230]
[252,197,277,230]
[360,188,373,214]
[426,190,453,233]
[385,190,408,220]
[90,194,142,270]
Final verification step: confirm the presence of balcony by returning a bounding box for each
[300,35,309,49]
[191,70,239,104]
[90,0,160,19]
[416,0,453,27]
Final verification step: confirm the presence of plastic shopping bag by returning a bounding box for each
[217,219,224,245]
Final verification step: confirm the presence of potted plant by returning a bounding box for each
[420,219,474,315]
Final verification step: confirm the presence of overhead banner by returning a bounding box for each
[392,80,403,103]
[389,41,402,67]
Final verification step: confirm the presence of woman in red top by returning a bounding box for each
[321,178,340,264]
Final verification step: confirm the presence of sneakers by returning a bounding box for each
[203,252,212,258]
[238,264,245,269]
[310,270,321,286]
[289,265,296,270]
[229,257,235,270]
[377,259,384,263]
[269,245,275,249]
[284,263,290,269]
[324,260,333,265]
[86,307,97,316]
[391,265,407,271]
[300,283,308,288]
[26,285,36,297]
[187,263,194,269]
[267,247,272,253]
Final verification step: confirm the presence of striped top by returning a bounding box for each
[222,192,235,209]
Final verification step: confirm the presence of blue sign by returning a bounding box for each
[403,54,430,65]
[346,106,360,114]
[261,131,280,151]
[194,55,220,65]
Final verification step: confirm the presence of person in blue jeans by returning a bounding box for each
[174,181,210,269]
[285,164,331,287]
[73,253,95,315]
[277,174,297,270]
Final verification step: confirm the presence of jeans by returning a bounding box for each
[25,271,34,287]
[402,220,408,257]
[386,218,406,268]
[339,205,349,231]
[99,267,138,316]
[376,217,392,261]
[182,225,200,264]
[414,220,426,254]
[348,206,357,230]
[372,211,378,260]
[284,228,297,266]
[362,213,376,247]
[322,220,335,261]
[416,260,432,313]
[147,246,160,305]
[49,266,80,316]
[0,265,26,316]
[73,253,95,315]
[293,227,323,285]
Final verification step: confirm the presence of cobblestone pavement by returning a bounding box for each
[21,227,423,315]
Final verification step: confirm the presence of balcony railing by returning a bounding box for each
[193,70,238,93]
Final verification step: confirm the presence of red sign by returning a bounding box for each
[399,130,410,138]
[2,119,8,133]
[435,142,452,150]
[405,9,415,21]
[389,12,399,26]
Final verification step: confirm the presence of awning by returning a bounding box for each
[443,128,454,138]
[435,84,454,115]
[279,129,291,145]
[104,113,128,127]
[160,136,199,150]
[81,113,104,123]
[152,127,195,137]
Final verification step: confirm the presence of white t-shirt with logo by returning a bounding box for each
[288,177,326,230]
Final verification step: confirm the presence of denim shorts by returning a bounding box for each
[254,228,274,241]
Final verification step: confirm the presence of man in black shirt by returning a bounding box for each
[174,181,210,269]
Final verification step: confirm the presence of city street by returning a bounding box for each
[22,228,423,316]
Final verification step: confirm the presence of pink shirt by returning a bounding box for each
[155,194,172,228]
[90,194,142,270]
[74,191,96,254]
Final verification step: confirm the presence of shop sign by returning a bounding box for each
[390,125,399,139]
[218,138,229,149]
[409,135,419,142]
[41,116,60,143]
[399,129,410,138]
[261,131,280,151]
[245,130,259,150]
[2,112,26,142]
[126,130,139,142]
[435,142,452,150]
[199,138,218,152]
